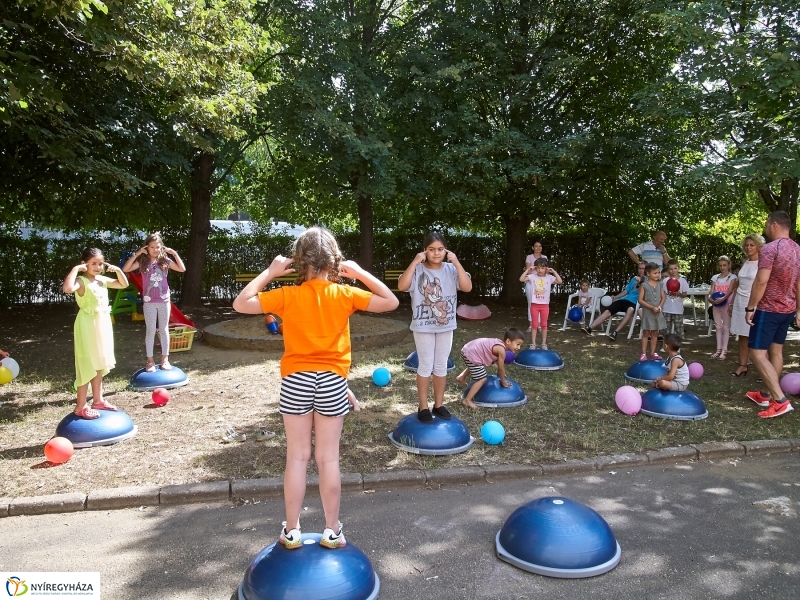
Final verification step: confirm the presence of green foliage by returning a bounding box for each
[1,0,269,230]
[651,0,800,213]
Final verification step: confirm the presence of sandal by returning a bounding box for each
[92,400,118,411]
[719,351,727,361]
[145,362,157,373]
[222,427,246,443]
[731,365,748,377]
[74,406,100,419]
[710,350,722,359]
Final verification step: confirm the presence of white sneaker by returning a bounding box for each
[279,522,302,549]
[319,521,346,549]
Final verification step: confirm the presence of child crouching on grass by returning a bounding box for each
[652,334,690,391]
[457,328,525,408]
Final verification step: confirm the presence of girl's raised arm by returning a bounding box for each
[397,252,425,293]
[340,261,399,313]
[122,248,145,273]
[63,264,87,295]
[232,256,295,314]
[104,264,129,290]
[447,252,473,292]
[165,247,186,273]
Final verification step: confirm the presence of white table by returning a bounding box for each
[686,287,711,326]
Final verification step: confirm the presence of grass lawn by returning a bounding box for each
[1,300,798,499]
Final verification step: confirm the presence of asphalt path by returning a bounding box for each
[1,454,798,599]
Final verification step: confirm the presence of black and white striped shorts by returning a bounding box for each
[461,354,488,381]
[279,371,350,417]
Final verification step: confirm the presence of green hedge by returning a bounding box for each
[0,225,741,307]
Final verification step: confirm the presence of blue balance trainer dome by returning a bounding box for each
[55,410,137,448]
[640,388,708,420]
[624,359,667,384]
[463,375,527,408]
[129,365,189,392]
[388,413,474,455]
[239,533,380,600]
[402,351,456,373]
[514,348,564,371]
[496,497,621,579]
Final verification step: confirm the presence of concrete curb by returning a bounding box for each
[2,438,798,518]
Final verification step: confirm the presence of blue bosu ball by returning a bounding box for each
[463,375,527,408]
[238,533,380,600]
[496,497,621,578]
[402,351,456,373]
[388,413,474,455]
[513,348,564,371]
[55,410,137,448]
[568,306,584,323]
[129,366,189,392]
[624,359,667,384]
[641,388,709,420]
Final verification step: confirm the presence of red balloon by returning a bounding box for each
[265,314,277,325]
[44,437,74,464]
[666,278,680,293]
[152,387,170,406]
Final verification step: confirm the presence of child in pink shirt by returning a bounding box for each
[519,258,563,349]
[457,329,525,408]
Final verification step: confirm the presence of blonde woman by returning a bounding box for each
[728,234,765,376]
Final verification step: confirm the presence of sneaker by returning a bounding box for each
[639,354,647,362]
[432,405,452,420]
[256,428,276,441]
[581,326,592,335]
[222,427,246,443]
[418,408,433,423]
[651,353,661,360]
[526,326,532,332]
[758,400,794,418]
[537,326,542,332]
[607,330,617,341]
[320,522,346,549]
[657,335,664,342]
[529,344,537,350]
[746,391,771,407]
[540,344,549,350]
[280,522,302,549]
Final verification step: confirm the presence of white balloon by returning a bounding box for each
[0,357,20,378]
[600,295,613,307]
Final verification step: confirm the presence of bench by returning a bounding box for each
[384,270,405,292]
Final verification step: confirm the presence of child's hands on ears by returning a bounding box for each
[268,255,295,277]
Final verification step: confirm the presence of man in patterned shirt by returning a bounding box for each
[745,211,800,418]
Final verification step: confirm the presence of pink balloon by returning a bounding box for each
[688,362,704,379]
[780,373,800,396]
[615,385,642,415]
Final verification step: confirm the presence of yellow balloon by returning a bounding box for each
[0,366,11,385]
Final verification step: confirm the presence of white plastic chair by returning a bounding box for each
[561,287,606,330]
[604,302,641,339]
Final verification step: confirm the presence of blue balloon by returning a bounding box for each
[481,420,505,445]
[568,306,584,323]
[372,367,391,386]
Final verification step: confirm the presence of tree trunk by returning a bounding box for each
[757,177,799,240]
[181,151,215,308]
[498,213,530,305]
[357,191,374,274]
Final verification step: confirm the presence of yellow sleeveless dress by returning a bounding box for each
[74,276,115,388]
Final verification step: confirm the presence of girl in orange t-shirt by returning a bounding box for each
[233,227,398,551]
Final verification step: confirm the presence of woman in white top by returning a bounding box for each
[729,234,765,377]
[524,241,548,331]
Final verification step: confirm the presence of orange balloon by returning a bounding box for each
[44,437,74,464]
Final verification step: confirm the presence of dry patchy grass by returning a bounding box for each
[1,301,799,498]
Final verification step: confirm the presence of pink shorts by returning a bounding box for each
[530,304,550,329]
